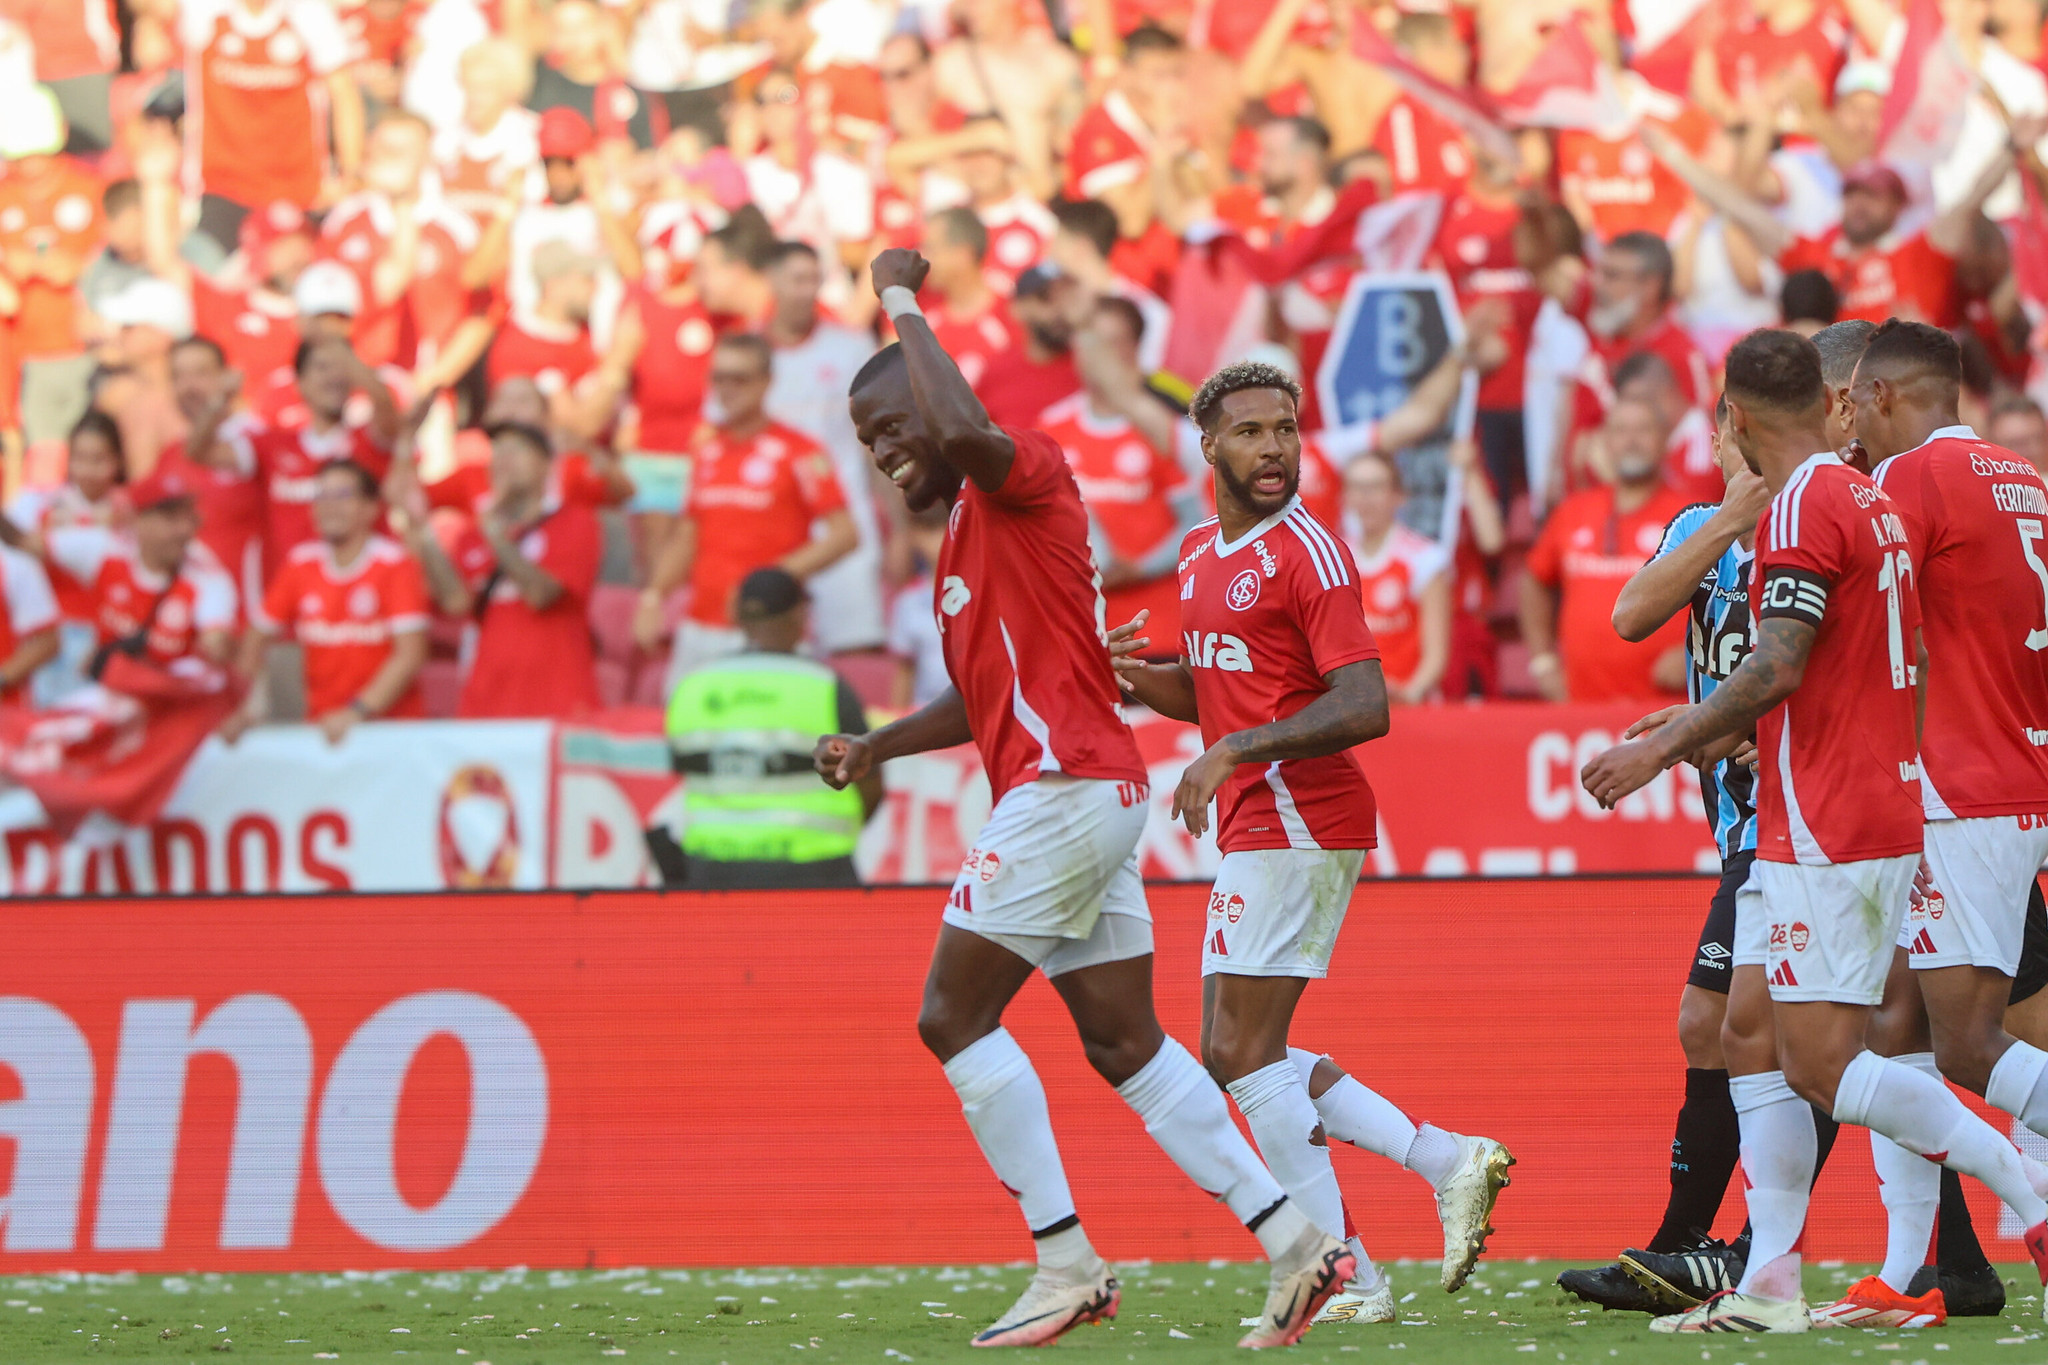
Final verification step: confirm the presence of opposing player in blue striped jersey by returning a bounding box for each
[1559,392,1783,1313]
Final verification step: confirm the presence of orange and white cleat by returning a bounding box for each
[971,1261,1119,1347]
[1809,1275,1946,1329]
[1238,1229,1356,1348]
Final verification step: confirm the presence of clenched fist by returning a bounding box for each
[871,248,931,297]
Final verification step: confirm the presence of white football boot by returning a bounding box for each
[1436,1134,1515,1291]
[1238,1226,1356,1348]
[970,1259,1119,1347]
[1649,1290,1812,1334]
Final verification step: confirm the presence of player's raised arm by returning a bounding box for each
[1172,660,1389,837]
[871,248,1016,493]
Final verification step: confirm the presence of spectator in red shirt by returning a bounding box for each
[951,116,1057,296]
[1046,198,1172,375]
[408,420,602,719]
[226,460,431,743]
[1992,393,2048,475]
[920,207,1015,388]
[156,336,267,607]
[1520,396,1691,703]
[0,88,106,446]
[636,333,858,686]
[0,535,59,706]
[1062,25,1186,254]
[487,240,600,428]
[977,263,1082,429]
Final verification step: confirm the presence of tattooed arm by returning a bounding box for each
[1171,660,1389,836]
[1581,615,1815,809]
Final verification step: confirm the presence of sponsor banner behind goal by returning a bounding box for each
[0,704,1720,894]
[0,883,2010,1270]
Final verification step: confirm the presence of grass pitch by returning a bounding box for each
[1,1261,2040,1365]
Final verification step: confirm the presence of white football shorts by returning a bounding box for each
[941,774,1152,977]
[1758,854,1918,1005]
[1201,847,1365,979]
[1732,861,1768,969]
[1899,816,2048,976]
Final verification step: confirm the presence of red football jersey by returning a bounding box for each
[1354,523,1449,690]
[1873,428,2048,816]
[1174,500,1382,852]
[322,193,479,369]
[253,421,394,584]
[261,535,431,717]
[46,527,237,666]
[934,427,1149,801]
[1431,191,1542,410]
[924,299,1017,390]
[683,422,848,627]
[1780,228,1961,328]
[452,500,602,719]
[1371,95,1473,198]
[979,194,1056,296]
[486,311,598,398]
[1753,453,1923,864]
[190,275,301,384]
[630,289,717,453]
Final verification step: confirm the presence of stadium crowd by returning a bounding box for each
[0,0,2044,735]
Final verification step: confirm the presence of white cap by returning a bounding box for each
[99,277,194,339]
[1835,60,1892,100]
[293,260,363,319]
[0,84,65,160]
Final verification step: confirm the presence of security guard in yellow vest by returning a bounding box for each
[657,568,881,888]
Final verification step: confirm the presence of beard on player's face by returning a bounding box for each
[1214,446,1299,518]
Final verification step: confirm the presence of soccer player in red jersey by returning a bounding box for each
[1583,329,2048,1334]
[1803,322,2048,1327]
[815,249,1353,1351]
[1108,360,1514,1322]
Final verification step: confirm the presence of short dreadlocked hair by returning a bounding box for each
[1189,361,1302,432]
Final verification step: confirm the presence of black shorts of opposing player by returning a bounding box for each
[2012,878,2048,1007]
[1687,849,1753,994]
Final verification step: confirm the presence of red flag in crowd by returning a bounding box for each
[2013,169,2048,323]
[1496,21,1632,133]
[1161,243,1270,388]
[1880,0,1977,171]
[1349,22,1523,167]
[0,654,246,838]
[1354,192,1447,273]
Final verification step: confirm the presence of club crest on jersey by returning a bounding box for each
[1183,631,1253,671]
[1226,568,1262,611]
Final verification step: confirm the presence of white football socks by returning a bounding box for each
[1227,1059,1348,1241]
[1730,1070,1815,1302]
[1836,1048,2048,1231]
[1288,1046,1462,1189]
[1870,1053,1942,1294]
[942,1028,1094,1270]
[1117,1037,1311,1260]
[1989,1041,2048,1136]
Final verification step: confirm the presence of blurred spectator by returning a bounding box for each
[0,0,119,154]
[78,180,151,328]
[9,409,129,539]
[91,275,194,475]
[409,420,602,718]
[228,461,431,743]
[653,567,879,889]
[156,336,265,609]
[477,106,630,344]
[488,240,601,428]
[1046,294,1200,651]
[920,207,1014,386]
[1062,25,1185,245]
[739,66,876,276]
[1992,394,2048,474]
[886,501,948,710]
[638,333,858,685]
[249,337,400,584]
[181,0,365,249]
[1612,352,1719,506]
[0,531,58,705]
[762,240,887,656]
[1046,198,1171,373]
[29,468,237,671]
[1345,453,1451,706]
[1520,396,1690,703]
[435,37,542,225]
[523,0,666,150]
[952,116,1056,295]
[931,0,1082,200]
[976,263,1080,427]
[0,87,105,445]
[322,110,480,376]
